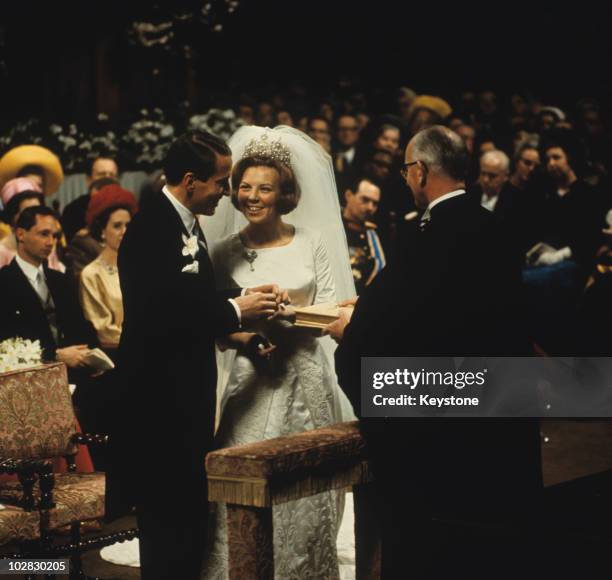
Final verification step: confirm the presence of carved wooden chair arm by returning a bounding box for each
[72,432,109,446]
[0,459,55,511]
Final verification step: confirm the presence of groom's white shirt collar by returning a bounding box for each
[162,185,196,234]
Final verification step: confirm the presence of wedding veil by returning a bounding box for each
[201,125,356,301]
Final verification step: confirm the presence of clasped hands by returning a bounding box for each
[234,284,293,323]
[224,284,296,359]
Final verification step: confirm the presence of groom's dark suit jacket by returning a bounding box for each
[335,194,542,575]
[106,191,241,518]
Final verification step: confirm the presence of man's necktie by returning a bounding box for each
[36,271,59,344]
[192,220,208,255]
[35,270,49,303]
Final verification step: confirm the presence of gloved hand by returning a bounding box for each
[535,246,572,266]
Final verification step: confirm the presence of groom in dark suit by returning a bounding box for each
[334,126,542,578]
[106,131,280,580]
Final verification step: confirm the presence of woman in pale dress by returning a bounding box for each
[79,185,138,354]
[201,126,356,580]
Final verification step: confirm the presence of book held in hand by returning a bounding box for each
[83,348,115,372]
[294,302,341,329]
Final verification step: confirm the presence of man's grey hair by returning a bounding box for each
[410,125,468,181]
[481,149,510,174]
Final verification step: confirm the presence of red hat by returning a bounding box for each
[86,184,138,227]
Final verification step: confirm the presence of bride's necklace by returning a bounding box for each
[240,231,259,271]
[240,226,291,271]
[244,249,258,271]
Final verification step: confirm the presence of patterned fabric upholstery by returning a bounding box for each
[0,504,40,546]
[0,473,105,530]
[0,364,78,460]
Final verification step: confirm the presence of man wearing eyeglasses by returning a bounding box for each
[335,125,541,578]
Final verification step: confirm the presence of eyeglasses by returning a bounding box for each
[400,161,419,179]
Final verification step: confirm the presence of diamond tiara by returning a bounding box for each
[242,132,291,168]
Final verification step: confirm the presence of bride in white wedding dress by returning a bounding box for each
[201,126,356,580]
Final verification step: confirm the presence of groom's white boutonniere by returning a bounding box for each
[182,234,199,258]
[181,233,199,274]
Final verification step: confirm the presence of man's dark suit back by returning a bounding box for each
[335,194,542,578]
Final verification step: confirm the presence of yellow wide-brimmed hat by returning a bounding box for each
[0,145,64,196]
[409,95,453,120]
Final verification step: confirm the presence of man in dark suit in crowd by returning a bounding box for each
[61,156,119,242]
[0,205,98,369]
[107,131,281,580]
[0,205,101,428]
[333,113,362,199]
[333,126,542,578]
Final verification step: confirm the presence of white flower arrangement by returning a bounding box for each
[188,109,245,141]
[0,338,43,374]
[121,108,175,169]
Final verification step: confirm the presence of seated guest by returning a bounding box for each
[532,131,606,272]
[61,156,119,242]
[64,178,118,280]
[509,143,541,192]
[0,206,104,429]
[342,177,386,294]
[333,114,362,198]
[0,144,64,197]
[0,206,99,369]
[477,149,513,212]
[0,177,65,271]
[362,147,416,253]
[523,131,606,354]
[80,186,138,352]
[307,116,332,153]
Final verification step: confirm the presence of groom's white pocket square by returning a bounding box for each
[182,261,199,274]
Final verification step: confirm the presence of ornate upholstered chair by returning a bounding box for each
[0,363,136,577]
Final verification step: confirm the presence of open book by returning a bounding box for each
[83,348,115,372]
[294,302,341,329]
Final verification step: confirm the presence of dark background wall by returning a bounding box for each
[1,1,610,123]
